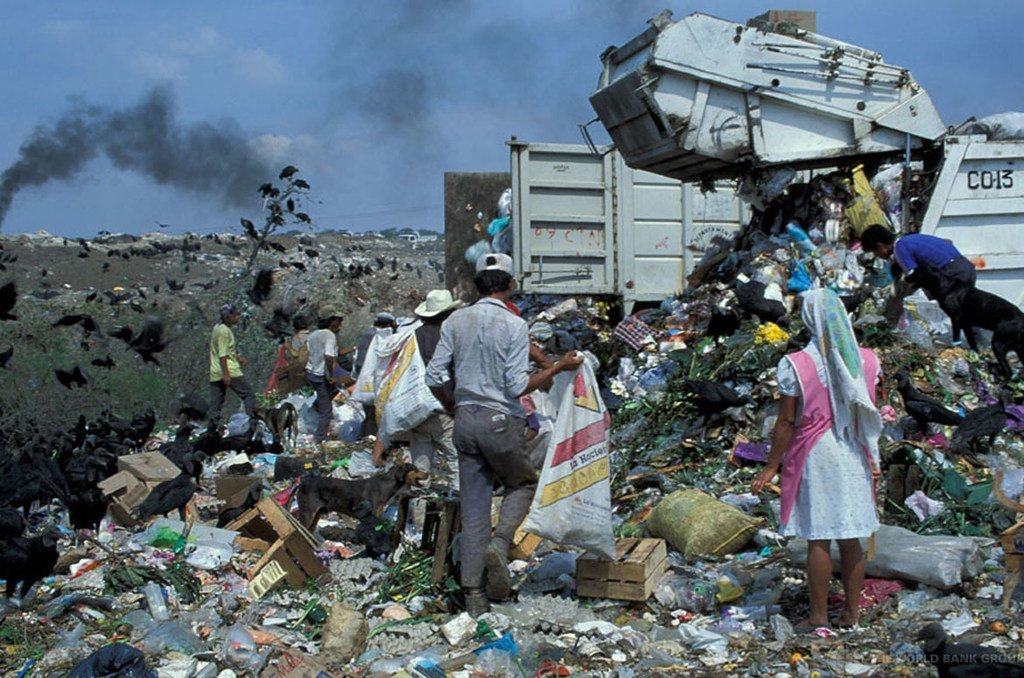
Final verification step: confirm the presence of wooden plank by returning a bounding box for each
[577,558,647,582]
[430,502,458,586]
[625,539,656,563]
[235,537,272,553]
[577,577,649,601]
[615,538,637,559]
[285,533,327,579]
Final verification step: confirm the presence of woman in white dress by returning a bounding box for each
[752,288,882,631]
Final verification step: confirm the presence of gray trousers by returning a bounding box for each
[208,376,255,424]
[306,371,333,442]
[453,405,537,589]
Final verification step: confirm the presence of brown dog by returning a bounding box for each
[994,470,1024,608]
[255,402,298,450]
[296,463,427,532]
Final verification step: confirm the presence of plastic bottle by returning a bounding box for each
[715,572,745,603]
[143,581,170,621]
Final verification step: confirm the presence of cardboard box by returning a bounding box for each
[118,452,181,482]
[216,475,260,508]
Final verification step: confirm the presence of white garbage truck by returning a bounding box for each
[589,10,1024,305]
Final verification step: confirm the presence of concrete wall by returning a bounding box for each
[443,172,511,304]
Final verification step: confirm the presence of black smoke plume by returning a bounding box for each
[0,86,273,229]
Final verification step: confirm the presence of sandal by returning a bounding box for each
[792,621,831,634]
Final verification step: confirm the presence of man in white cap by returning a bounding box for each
[378,289,464,486]
[208,303,255,424]
[425,253,583,616]
[306,306,345,444]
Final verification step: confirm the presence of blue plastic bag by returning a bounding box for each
[789,258,812,293]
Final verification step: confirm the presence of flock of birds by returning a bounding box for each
[0,402,284,604]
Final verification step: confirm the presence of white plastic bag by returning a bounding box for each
[351,334,382,405]
[372,324,442,445]
[523,356,615,559]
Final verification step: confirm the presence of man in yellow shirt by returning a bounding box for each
[208,303,255,424]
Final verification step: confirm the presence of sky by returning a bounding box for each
[0,1,1021,239]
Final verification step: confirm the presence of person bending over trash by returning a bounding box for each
[425,252,582,616]
[752,288,882,632]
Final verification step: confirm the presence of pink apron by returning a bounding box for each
[779,348,879,525]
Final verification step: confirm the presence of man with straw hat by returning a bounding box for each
[384,289,465,487]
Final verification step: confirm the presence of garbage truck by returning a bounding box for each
[508,139,747,311]
[589,10,1024,305]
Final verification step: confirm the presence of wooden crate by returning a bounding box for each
[227,497,326,590]
[576,538,667,601]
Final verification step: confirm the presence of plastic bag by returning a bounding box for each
[464,240,492,265]
[653,575,717,612]
[523,356,615,559]
[904,490,946,522]
[788,258,812,293]
[69,643,156,678]
[491,227,512,255]
[221,623,268,674]
[333,401,366,443]
[787,524,991,589]
[497,187,512,218]
[226,413,251,438]
[371,325,442,445]
[472,648,515,677]
[960,112,1024,140]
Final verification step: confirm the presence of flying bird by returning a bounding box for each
[279,165,299,180]
[131,316,167,364]
[91,355,116,369]
[55,366,88,389]
[295,212,311,224]
[52,314,100,335]
[0,282,17,320]
[248,268,274,305]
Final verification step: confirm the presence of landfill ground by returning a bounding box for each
[0,223,1023,677]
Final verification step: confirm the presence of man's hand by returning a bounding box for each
[556,351,584,373]
[222,374,232,387]
[871,462,881,489]
[237,355,248,368]
[751,465,779,494]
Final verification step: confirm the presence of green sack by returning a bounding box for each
[646,489,761,559]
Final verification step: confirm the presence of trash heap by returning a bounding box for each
[4,186,1024,676]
